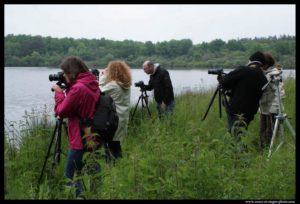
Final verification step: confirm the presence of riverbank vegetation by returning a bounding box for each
[4,77,295,200]
[5,34,295,69]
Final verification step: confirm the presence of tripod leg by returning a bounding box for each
[218,91,222,118]
[143,92,151,117]
[141,97,145,118]
[141,96,152,117]
[38,120,59,184]
[145,101,151,117]
[273,140,284,154]
[131,96,142,120]
[284,118,296,139]
[268,118,280,158]
[202,87,219,121]
[53,119,63,166]
[63,121,68,136]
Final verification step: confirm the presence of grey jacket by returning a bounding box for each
[259,67,285,115]
[99,75,131,142]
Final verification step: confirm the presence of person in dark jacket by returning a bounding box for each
[142,60,175,117]
[52,56,100,197]
[218,51,268,135]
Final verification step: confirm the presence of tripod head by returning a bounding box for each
[202,69,230,121]
[131,85,151,120]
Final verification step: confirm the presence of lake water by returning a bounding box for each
[4,67,295,126]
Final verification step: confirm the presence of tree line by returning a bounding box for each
[4,34,295,69]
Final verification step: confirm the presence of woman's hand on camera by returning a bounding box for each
[52,84,63,93]
[100,68,108,76]
[160,102,166,109]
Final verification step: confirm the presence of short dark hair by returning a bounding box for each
[249,51,266,65]
[60,56,89,81]
[264,53,275,67]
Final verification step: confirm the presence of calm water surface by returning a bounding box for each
[4,67,295,125]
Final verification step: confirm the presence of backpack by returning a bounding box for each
[80,93,119,152]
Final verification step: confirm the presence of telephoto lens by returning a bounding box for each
[49,72,64,82]
[208,68,223,75]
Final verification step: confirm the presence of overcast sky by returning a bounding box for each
[4,4,295,44]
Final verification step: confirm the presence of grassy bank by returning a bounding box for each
[4,77,295,200]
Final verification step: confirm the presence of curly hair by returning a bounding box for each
[106,60,132,88]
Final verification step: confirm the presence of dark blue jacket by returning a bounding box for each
[219,65,267,123]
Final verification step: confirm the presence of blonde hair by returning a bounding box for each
[106,60,132,88]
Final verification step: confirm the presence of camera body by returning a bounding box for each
[90,68,99,81]
[49,72,64,82]
[49,72,66,91]
[49,69,99,92]
[208,68,224,75]
[134,80,147,91]
[135,80,145,88]
[208,68,227,82]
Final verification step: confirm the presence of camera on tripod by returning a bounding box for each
[131,80,151,120]
[202,68,230,121]
[208,68,227,82]
[49,72,64,82]
[134,80,147,91]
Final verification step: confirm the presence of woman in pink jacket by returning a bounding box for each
[51,56,99,196]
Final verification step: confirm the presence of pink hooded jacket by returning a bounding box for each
[54,72,100,150]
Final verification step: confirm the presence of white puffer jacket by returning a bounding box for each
[99,74,131,142]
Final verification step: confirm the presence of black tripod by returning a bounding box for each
[131,88,151,120]
[38,117,67,184]
[267,74,295,158]
[202,83,229,121]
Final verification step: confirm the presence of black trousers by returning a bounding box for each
[106,141,122,159]
[259,113,276,150]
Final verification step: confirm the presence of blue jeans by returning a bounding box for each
[65,149,84,196]
[156,100,175,117]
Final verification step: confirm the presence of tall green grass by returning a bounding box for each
[4,77,295,200]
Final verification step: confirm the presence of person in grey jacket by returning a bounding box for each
[259,53,285,150]
[99,60,132,159]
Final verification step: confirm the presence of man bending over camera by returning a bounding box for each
[142,60,175,117]
[218,51,268,134]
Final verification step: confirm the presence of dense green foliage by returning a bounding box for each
[5,34,295,69]
[5,78,295,200]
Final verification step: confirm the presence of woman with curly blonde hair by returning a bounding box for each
[99,60,132,159]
